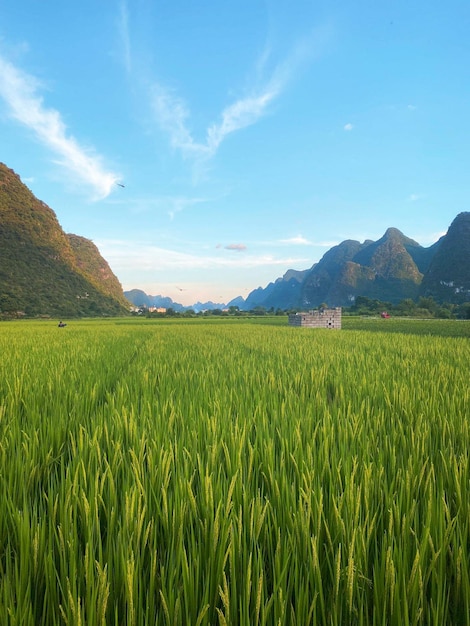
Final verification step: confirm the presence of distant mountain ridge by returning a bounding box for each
[239,267,312,311]
[238,214,470,310]
[127,213,470,312]
[0,163,129,317]
[124,289,225,313]
[124,289,186,311]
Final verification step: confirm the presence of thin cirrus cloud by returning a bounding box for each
[166,195,208,220]
[206,87,279,155]
[117,1,132,73]
[149,31,323,162]
[151,81,280,162]
[279,235,312,245]
[343,123,353,131]
[117,6,330,164]
[112,193,209,219]
[151,86,209,159]
[0,54,118,199]
[97,239,307,271]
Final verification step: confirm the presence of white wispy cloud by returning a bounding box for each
[254,42,272,78]
[151,81,280,161]
[407,193,424,202]
[166,195,208,219]
[151,85,210,159]
[258,236,336,248]
[344,122,353,131]
[107,193,209,219]
[206,89,278,153]
[279,235,312,245]
[117,0,132,73]
[150,31,321,162]
[97,239,307,271]
[0,54,118,199]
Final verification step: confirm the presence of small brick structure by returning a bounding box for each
[288,307,342,329]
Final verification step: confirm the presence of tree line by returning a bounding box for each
[137,297,470,320]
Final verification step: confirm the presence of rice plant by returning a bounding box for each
[0,318,469,624]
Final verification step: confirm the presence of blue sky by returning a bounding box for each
[1,0,469,305]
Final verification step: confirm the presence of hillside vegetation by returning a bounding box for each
[0,163,129,317]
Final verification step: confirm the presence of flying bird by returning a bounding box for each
[116,182,125,188]
[176,286,186,291]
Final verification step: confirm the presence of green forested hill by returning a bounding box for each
[234,214,470,310]
[420,212,470,303]
[0,163,129,317]
[67,234,129,307]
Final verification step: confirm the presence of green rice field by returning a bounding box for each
[0,317,469,624]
